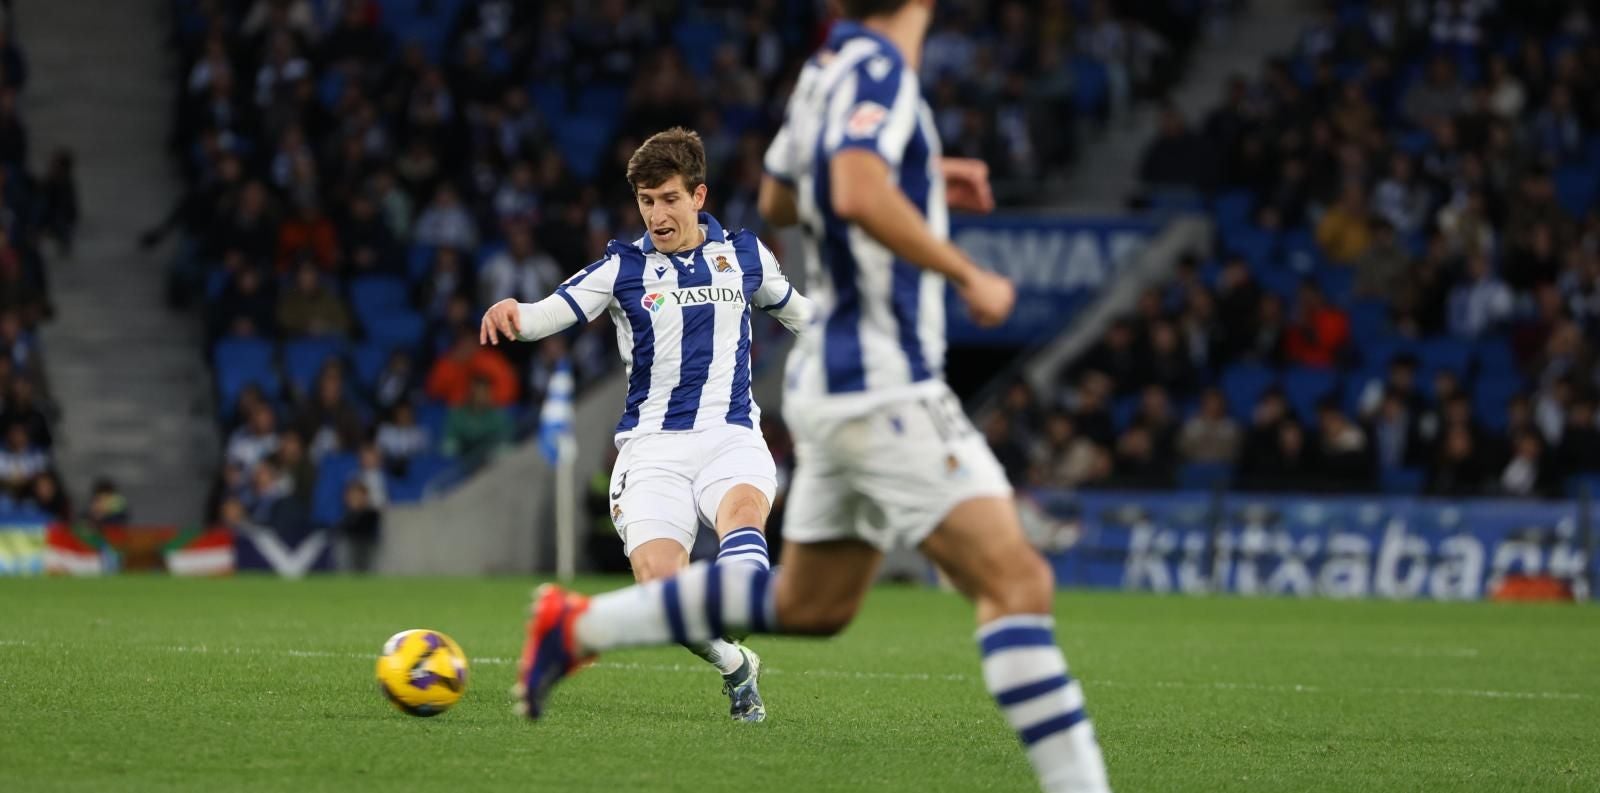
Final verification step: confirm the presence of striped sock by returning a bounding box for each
[978,615,1110,793]
[575,562,776,653]
[716,527,770,570]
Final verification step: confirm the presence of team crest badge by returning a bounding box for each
[611,504,624,523]
[945,454,965,477]
[714,255,733,272]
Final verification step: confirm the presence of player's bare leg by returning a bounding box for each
[919,496,1111,793]
[516,537,881,720]
[693,482,775,721]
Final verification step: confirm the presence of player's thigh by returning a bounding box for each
[919,495,1054,621]
[772,539,883,636]
[692,426,777,532]
[611,438,699,559]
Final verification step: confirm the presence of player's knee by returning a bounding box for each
[776,596,858,636]
[629,539,688,583]
[716,485,770,531]
[984,550,1054,616]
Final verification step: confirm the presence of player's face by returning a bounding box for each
[635,176,707,253]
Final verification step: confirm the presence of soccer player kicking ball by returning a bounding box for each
[515,1,1113,790]
[482,128,814,723]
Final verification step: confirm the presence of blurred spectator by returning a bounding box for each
[276,261,351,337]
[1178,388,1240,465]
[25,470,70,521]
[1368,389,1423,470]
[480,223,560,306]
[1138,104,1212,194]
[1314,400,1370,489]
[1447,253,1514,339]
[427,330,518,407]
[1353,220,1410,303]
[294,364,367,460]
[1283,283,1349,368]
[241,455,306,535]
[3,378,52,449]
[1501,430,1556,499]
[213,264,276,338]
[86,478,130,525]
[1315,182,1374,264]
[1030,412,1109,489]
[356,442,388,509]
[1428,425,1490,496]
[277,430,316,512]
[0,422,47,496]
[38,149,77,257]
[376,401,430,474]
[226,403,280,471]
[335,479,381,574]
[441,378,513,459]
[413,185,479,250]
[372,350,418,412]
[983,412,1032,485]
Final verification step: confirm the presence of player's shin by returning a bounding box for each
[573,562,777,654]
[978,615,1111,793]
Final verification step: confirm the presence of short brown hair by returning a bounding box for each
[839,0,912,19]
[626,127,706,192]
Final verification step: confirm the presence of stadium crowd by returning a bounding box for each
[0,10,89,525]
[165,0,1232,538]
[994,0,1600,500]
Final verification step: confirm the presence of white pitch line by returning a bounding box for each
[3,640,1586,702]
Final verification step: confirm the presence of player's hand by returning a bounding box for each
[941,157,995,214]
[480,298,521,346]
[957,269,1015,328]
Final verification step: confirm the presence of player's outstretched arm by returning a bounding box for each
[830,149,1015,327]
[480,296,580,346]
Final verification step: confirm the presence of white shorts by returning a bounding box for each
[609,424,778,556]
[782,384,1013,551]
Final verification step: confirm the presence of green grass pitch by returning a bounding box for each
[2,577,1597,792]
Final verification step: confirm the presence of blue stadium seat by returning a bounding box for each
[1348,299,1391,340]
[394,454,453,503]
[1417,336,1473,380]
[1145,188,1206,212]
[350,341,392,390]
[1280,227,1322,274]
[673,21,725,76]
[1176,462,1233,491]
[408,244,437,281]
[1226,226,1279,271]
[1070,56,1109,116]
[1473,336,1516,377]
[213,338,278,410]
[281,337,347,397]
[311,452,360,527]
[1282,367,1338,422]
[349,275,409,324]
[1358,336,1415,374]
[1314,265,1354,306]
[574,82,627,118]
[1254,266,1301,300]
[557,115,616,180]
[1472,376,1522,432]
[1220,363,1277,423]
[1554,165,1597,217]
[364,311,426,349]
[1566,474,1600,500]
[527,79,567,120]
[1211,190,1255,233]
[206,269,231,301]
[1380,467,1426,495]
[1112,394,1139,432]
[416,400,450,441]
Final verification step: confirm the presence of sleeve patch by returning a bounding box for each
[845,101,890,139]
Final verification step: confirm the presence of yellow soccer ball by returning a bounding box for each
[375,629,469,717]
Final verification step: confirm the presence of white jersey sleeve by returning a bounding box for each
[553,252,621,322]
[831,52,920,167]
[752,239,812,336]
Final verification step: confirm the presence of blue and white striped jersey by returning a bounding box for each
[764,20,949,415]
[555,213,801,438]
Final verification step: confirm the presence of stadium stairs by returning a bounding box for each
[1052,0,1318,211]
[23,0,217,525]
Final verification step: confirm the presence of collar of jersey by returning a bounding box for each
[639,211,726,254]
[825,20,900,59]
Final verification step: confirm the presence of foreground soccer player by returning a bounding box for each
[483,128,813,722]
[516,2,1112,789]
